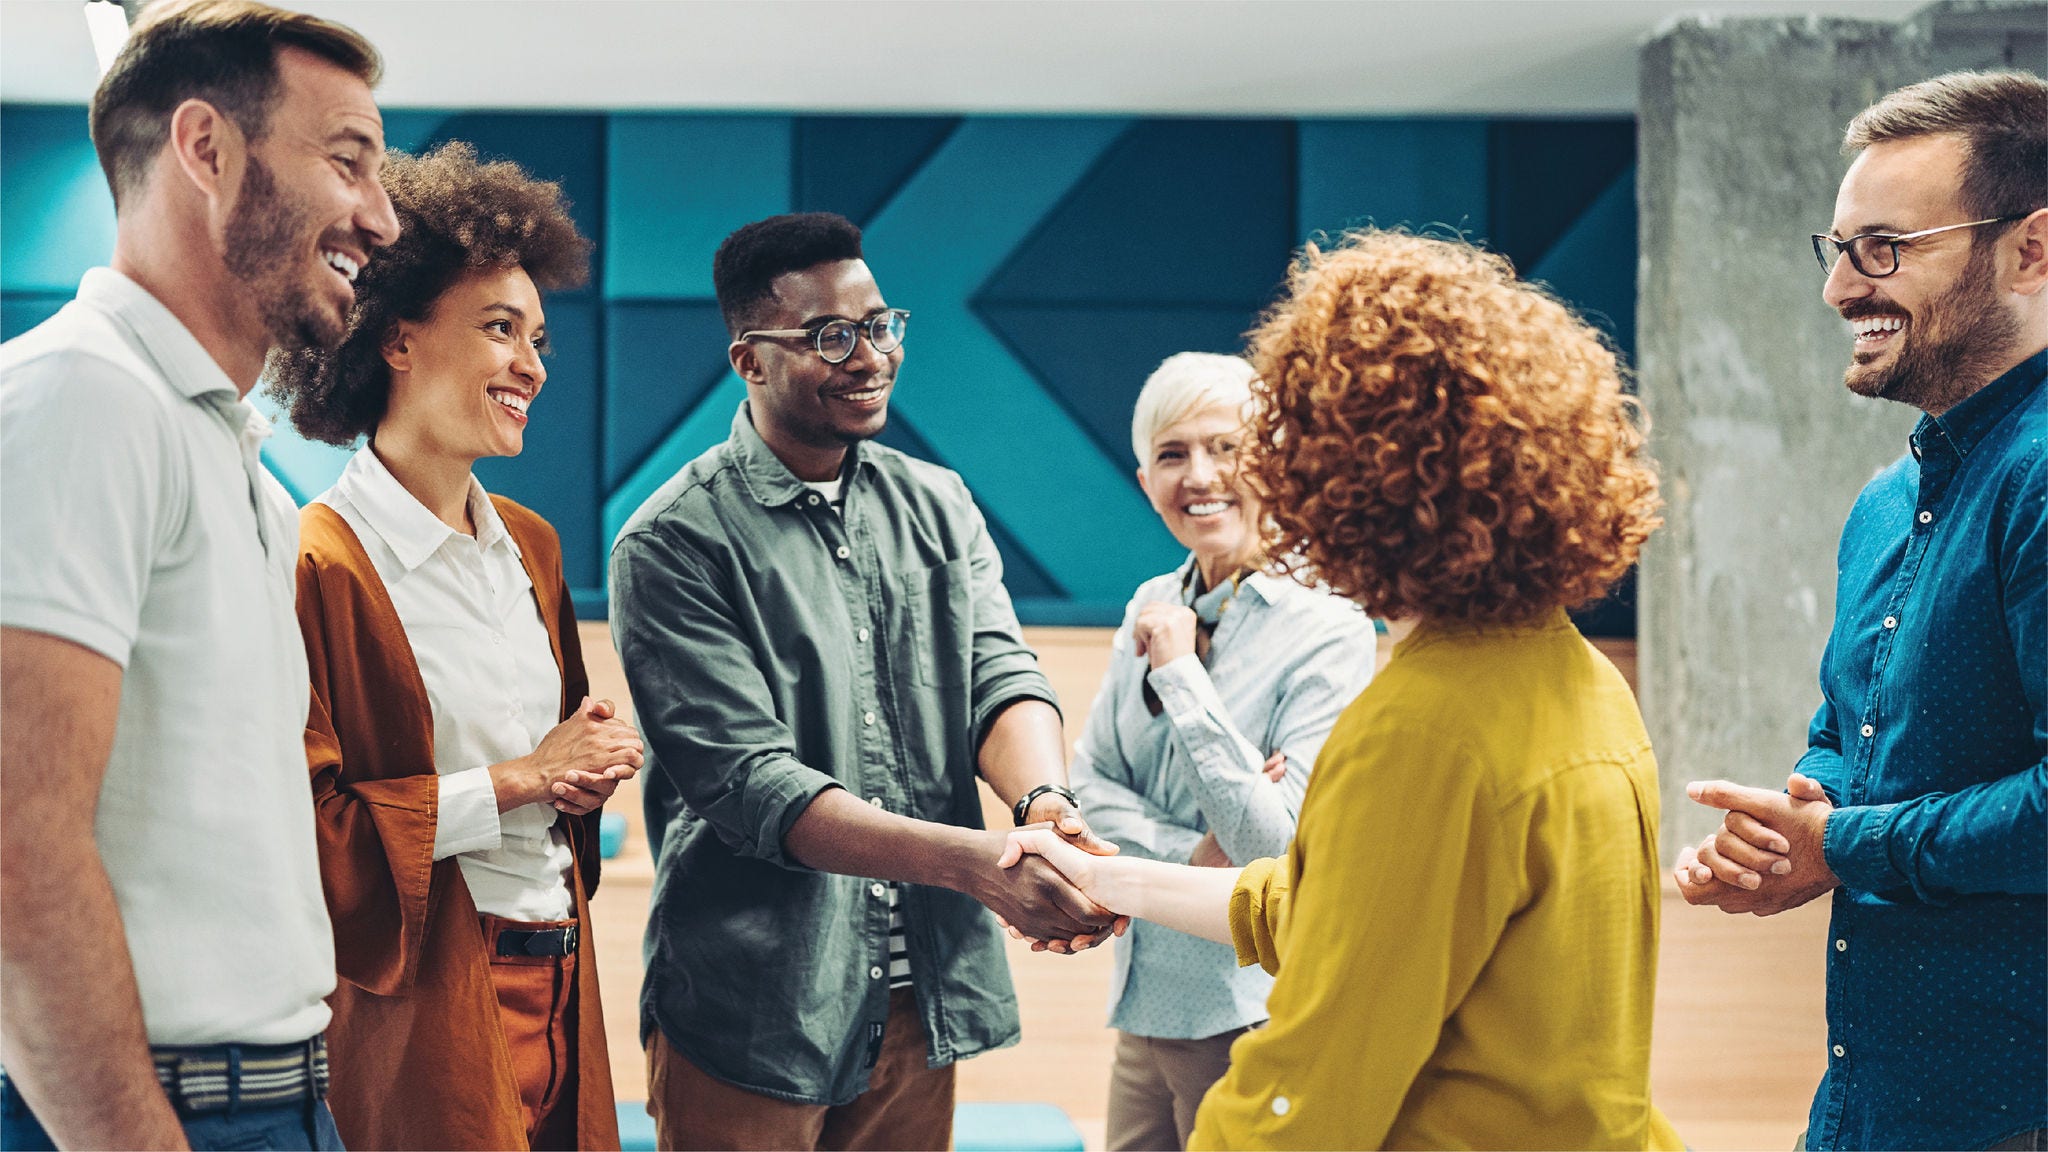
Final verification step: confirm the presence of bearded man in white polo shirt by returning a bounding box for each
[0,3,398,1149]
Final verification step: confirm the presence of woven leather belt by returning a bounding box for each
[496,924,578,957]
[150,1035,327,1115]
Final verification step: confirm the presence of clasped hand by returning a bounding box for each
[493,695,644,817]
[1675,772,1840,915]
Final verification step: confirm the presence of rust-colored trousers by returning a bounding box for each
[645,987,955,1151]
[481,914,581,1151]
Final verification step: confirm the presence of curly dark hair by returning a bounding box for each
[1246,229,1662,625]
[712,212,864,337]
[265,141,590,445]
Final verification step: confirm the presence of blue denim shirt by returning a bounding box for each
[1798,350,2046,1151]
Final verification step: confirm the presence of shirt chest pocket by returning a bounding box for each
[899,558,972,687]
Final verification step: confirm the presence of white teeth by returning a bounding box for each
[1185,501,1230,516]
[836,389,882,402]
[321,250,360,283]
[490,390,529,415]
[1851,316,1904,338]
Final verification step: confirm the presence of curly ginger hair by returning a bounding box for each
[1246,230,1661,625]
[266,141,590,445]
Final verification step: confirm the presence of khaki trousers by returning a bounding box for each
[646,988,955,1151]
[480,913,581,1151]
[1105,1027,1247,1151]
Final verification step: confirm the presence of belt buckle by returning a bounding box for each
[560,924,577,955]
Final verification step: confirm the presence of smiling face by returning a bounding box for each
[379,265,548,463]
[1822,133,2021,414]
[220,45,397,350]
[731,258,901,479]
[1138,401,1263,573]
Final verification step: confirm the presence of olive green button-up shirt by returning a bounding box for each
[609,402,1057,1105]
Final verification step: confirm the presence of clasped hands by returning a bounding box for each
[491,695,644,817]
[1677,771,1841,915]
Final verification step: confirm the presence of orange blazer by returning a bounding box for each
[294,497,619,1151]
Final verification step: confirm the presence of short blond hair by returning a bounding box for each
[90,0,381,208]
[1130,352,1257,468]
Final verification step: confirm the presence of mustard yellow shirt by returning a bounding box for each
[1189,611,1684,1151]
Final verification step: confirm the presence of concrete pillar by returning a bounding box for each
[1636,16,1928,857]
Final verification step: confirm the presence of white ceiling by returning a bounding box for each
[2,0,1926,115]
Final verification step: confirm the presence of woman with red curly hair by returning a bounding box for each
[267,143,636,1150]
[1003,230,1681,1149]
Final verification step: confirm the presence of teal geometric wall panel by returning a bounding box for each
[1297,119,1489,243]
[794,115,961,226]
[1,106,115,293]
[605,115,790,300]
[1487,120,1636,276]
[2,104,1641,631]
[602,300,732,489]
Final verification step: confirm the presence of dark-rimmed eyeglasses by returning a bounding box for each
[1810,215,2025,279]
[737,309,910,365]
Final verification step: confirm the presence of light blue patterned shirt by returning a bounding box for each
[1070,557,1377,1040]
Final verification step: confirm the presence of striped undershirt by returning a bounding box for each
[805,476,913,992]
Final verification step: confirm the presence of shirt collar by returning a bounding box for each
[78,268,281,449]
[1913,348,2047,462]
[729,400,865,507]
[1174,555,1282,608]
[77,267,243,403]
[335,446,514,572]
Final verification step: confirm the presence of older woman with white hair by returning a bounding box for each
[1067,351,1377,1151]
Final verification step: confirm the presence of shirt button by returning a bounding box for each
[857,627,870,643]
[1917,510,1933,524]
[1833,1044,1846,1058]
[808,494,821,505]
[836,545,851,560]
[1835,938,1848,952]
[1271,1096,1291,1117]
[1882,616,1897,629]
[1860,723,1875,738]
[869,796,884,809]
[871,882,887,898]
[870,965,884,980]
[863,711,877,726]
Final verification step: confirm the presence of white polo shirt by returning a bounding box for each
[0,268,335,1046]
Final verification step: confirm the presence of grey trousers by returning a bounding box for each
[1105,1027,1249,1152]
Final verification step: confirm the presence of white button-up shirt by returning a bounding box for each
[1,268,333,1045]
[318,448,574,922]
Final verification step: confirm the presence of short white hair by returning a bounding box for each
[1129,351,1257,468]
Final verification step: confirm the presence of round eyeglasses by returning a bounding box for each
[1810,215,2025,279]
[738,309,911,365]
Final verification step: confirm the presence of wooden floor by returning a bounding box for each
[580,624,1828,1151]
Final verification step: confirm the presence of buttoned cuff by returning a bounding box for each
[1145,653,1218,722]
[433,767,502,861]
[1821,802,1905,894]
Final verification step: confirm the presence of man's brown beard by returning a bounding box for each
[222,154,347,352]
[1845,239,2020,415]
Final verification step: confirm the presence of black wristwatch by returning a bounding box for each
[1012,783,1079,827]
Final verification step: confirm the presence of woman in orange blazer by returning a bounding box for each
[267,142,635,1151]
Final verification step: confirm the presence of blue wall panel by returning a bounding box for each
[1,106,116,292]
[1297,119,1489,243]
[2,105,1639,631]
[606,115,790,300]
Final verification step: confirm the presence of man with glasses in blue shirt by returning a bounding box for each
[610,212,1119,1150]
[1677,71,2047,1151]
